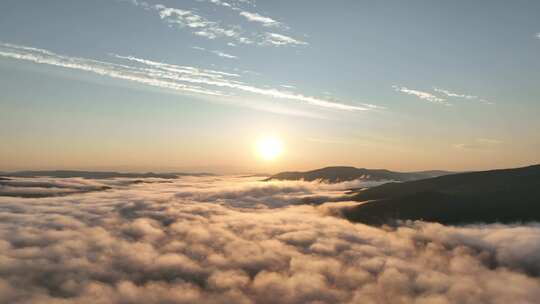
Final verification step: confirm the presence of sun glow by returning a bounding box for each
[256,137,283,161]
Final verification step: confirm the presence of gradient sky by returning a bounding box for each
[1,0,539,173]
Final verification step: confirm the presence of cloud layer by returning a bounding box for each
[0,176,539,303]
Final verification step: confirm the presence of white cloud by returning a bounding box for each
[115,54,367,111]
[536,32,540,39]
[192,30,218,39]
[359,103,386,110]
[120,1,306,47]
[392,85,450,105]
[198,0,246,10]
[433,87,476,100]
[156,6,208,28]
[0,45,226,96]
[208,0,232,8]
[138,3,252,44]
[211,50,238,59]
[192,46,238,59]
[240,11,280,27]
[263,33,308,46]
[0,43,368,112]
[434,87,493,105]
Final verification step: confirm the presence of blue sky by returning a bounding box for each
[0,0,539,173]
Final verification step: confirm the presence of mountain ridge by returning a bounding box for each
[0,170,214,179]
[343,164,540,225]
[266,166,452,183]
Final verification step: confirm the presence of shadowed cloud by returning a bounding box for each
[0,176,539,303]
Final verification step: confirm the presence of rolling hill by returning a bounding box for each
[343,164,540,225]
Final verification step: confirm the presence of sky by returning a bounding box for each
[0,0,539,173]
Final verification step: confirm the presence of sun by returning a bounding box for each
[256,137,283,161]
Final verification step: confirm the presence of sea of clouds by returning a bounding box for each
[0,175,540,303]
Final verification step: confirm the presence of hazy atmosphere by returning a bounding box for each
[1,1,540,304]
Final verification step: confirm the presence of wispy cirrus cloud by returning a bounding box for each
[206,0,232,8]
[121,0,306,47]
[154,4,250,42]
[434,87,493,105]
[115,54,364,111]
[212,50,238,59]
[359,103,386,110]
[433,87,476,100]
[0,43,369,112]
[123,1,252,44]
[0,43,226,96]
[192,46,238,59]
[393,86,493,106]
[392,85,450,106]
[198,0,254,10]
[262,33,308,46]
[240,11,281,27]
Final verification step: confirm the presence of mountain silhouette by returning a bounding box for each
[266,166,451,183]
[343,164,540,225]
